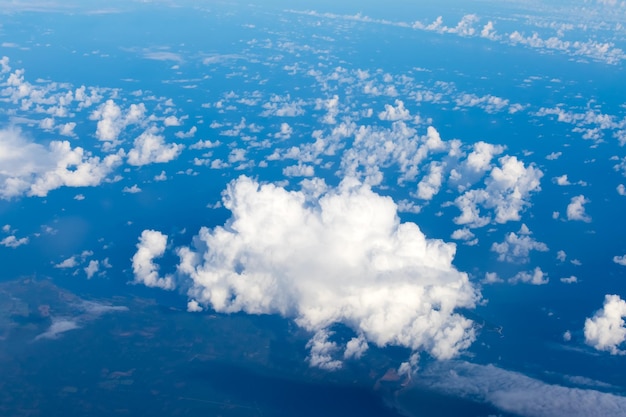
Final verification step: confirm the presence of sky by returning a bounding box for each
[1,1,626,416]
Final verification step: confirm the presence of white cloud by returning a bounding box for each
[175,176,480,367]
[131,230,175,290]
[187,299,203,312]
[560,276,578,284]
[0,56,10,73]
[55,256,77,269]
[90,100,146,148]
[306,330,343,370]
[0,128,123,199]
[584,294,626,354]
[260,94,305,117]
[84,259,99,279]
[0,235,29,248]
[613,255,626,266]
[122,184,142,194]
[454,156,543,228]
[126,127,183,166]
[554,174,571,186]
[509,267,548,285]
[617,184,626,196]
[35,318,80,340]
[416,162,444,200]
[566,195,591,222]
[417,360,626,417]
[482,272,503,284]
[175,126,197,139]
[343,334,368,359]
[557,250,567,262]
[150,171,166,183]
[491,225,548,263]
[163,115,181,127]
[450,228,475,241]
[378,99,411,121]
[283,163,315,177]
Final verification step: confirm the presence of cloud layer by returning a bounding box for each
[140,176,481,367]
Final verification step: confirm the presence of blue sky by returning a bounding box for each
[1,1,626,416]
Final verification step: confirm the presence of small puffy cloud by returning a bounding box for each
[554,175,571,186]
[566,195,591,222]
[90,100,146,148]
[546,151,562,160]
[187,299,203,312]
[131,230,175,290]
[274,122,293,140]
[176,176,480,367]
[306,330,343,370]
[122,184,142,194]
[343,334,368,359]
[0,235,29,248]
[378,99,411,121]
[617,184,626,196]
[491,225,548,263]
[454,156,543,228]
[175,126,197,139]
[584,294,626,354]
[556,250,567,262]
[126,127,184,166]
[482,272,503,284]
[55,256,77,268]
[84,259,99,279]
[451,228,475,241]
[0,128,123,199]
[283,163,315,177]
[416,162,444,200]
[614,255,626,266]
[163,115,182,127]
[560,276,578,284]
[509,267,548,285]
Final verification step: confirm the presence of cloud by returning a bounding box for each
[0,235,29,248]
[131,230,175,290]
[509,267,548,285]
[90,100,146,148]
[35,318,80,340]
[169,176,480,368]
[415,360,626,417]
[55,256,78,268]
[143,51,182,62]
[122,184,142,194]
[84,259,99,279]
[454,156,543,227]
[567,195,591,222]
[126,127,184,166]
[378,99,411,121]
[614,255,626,266]
[584,294,626,354]
[491,225,548,263]
[0,128,123,199]
[416,162,444,200]
[560,276,578,284]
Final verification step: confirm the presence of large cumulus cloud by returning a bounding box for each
[158,176,480,368]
